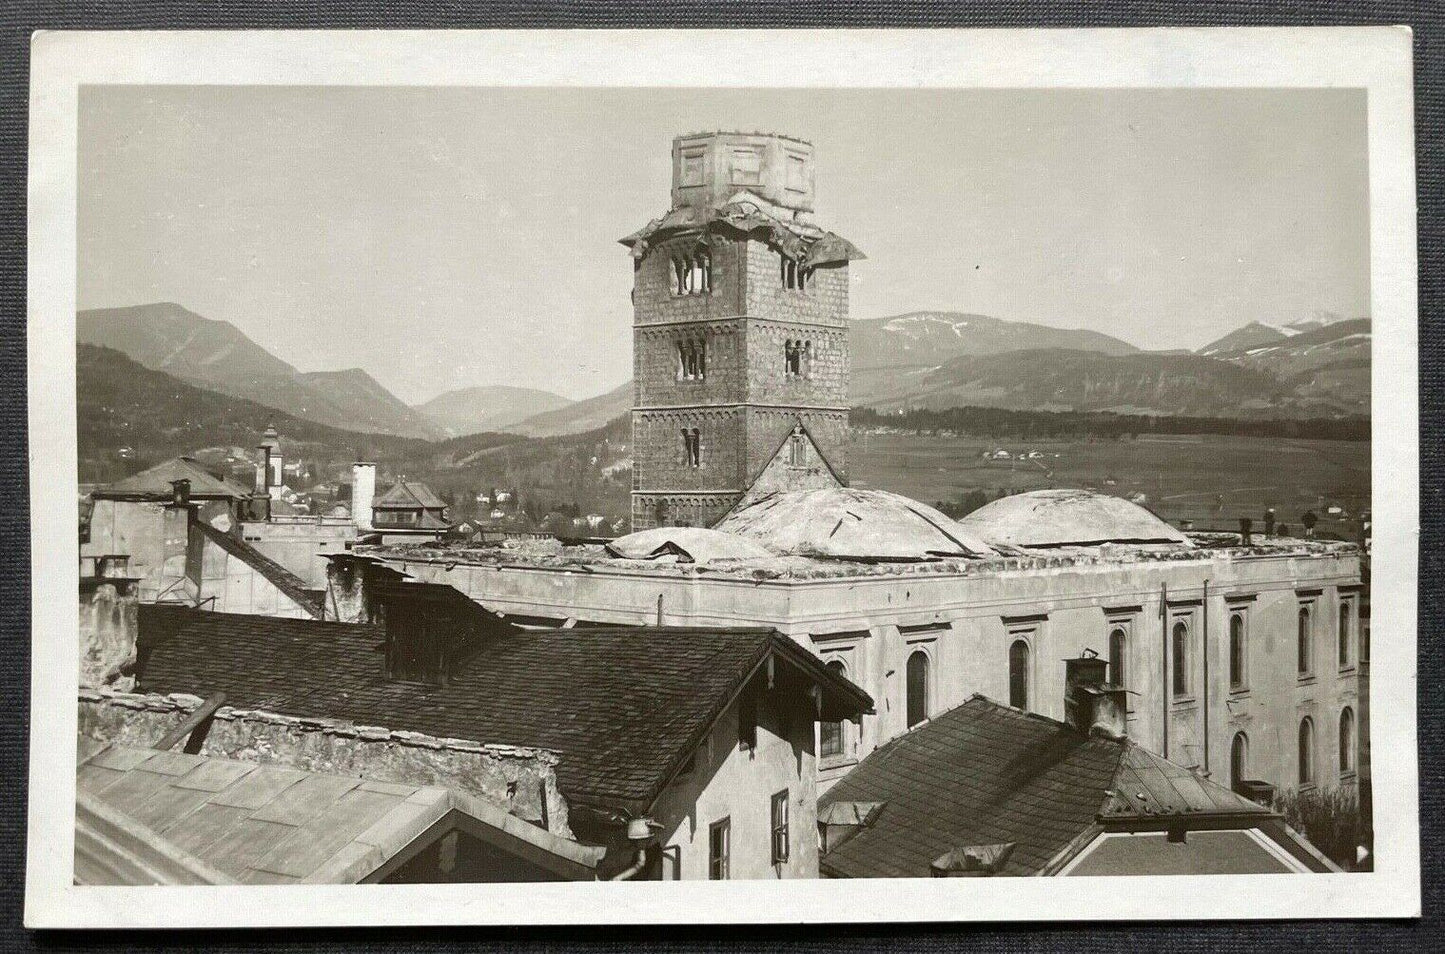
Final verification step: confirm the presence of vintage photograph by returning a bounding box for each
[26,28,1419,926]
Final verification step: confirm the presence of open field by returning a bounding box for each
[850,431,1370,536]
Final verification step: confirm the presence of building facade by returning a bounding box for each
[623,132,863,530]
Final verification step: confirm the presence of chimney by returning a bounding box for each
[1239,517,1253,546]
[1064,650,1127,739]
[169,478,191,508]
[352,462,376,531]
[1264,508,1276,537]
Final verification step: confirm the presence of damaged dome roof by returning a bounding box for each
[715,488,995,561]
[603,526,774,565]
[956,489,1191,549]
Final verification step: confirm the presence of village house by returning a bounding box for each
[817,655,1337,877]
[98,594,871,880]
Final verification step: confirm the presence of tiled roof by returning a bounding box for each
[135,608,872,814]
[375,480,447,511]
[97,457,252,500]
[819,695,1270,878]
[76,741,601,884]
[194,521,324,618]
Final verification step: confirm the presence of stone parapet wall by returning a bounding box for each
[78,689,572,837]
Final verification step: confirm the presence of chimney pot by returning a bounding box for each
[1239,517,1253,546]
[1064,651,1128,738]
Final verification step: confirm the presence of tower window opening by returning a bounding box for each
[784,339,802,377]
[671,249,711,296]
[676,338,706,381]
[788,427,807,467]
[779,255,808,291]
[682,428,701,468]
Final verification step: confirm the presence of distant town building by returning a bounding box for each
[372,480,450,531]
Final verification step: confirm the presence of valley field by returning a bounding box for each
[850,431,1370,536]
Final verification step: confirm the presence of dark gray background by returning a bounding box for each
[0,2,1437,950]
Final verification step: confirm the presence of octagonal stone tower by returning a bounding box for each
[621,132,864,530]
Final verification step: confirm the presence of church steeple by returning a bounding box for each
[621,132,864,530]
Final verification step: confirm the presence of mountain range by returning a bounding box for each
[78,303,444,440]
[78,301,1370,465]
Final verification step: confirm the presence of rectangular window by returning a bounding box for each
[770,790,790,865]
[708,818,731,880]
[681,150,705,186]
[730,148,761,185]
[785,152,807,192]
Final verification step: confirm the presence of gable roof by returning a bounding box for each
[76,740,601,884]
[819,695,1274,878]
[375,480,447,511]
[134,607,873,815]
[97,457,252,501]
[193,520,324,618]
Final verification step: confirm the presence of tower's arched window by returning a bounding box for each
[1171,620,1189,696]
[1108,626,1127,689]
[1008,639,1030,710]
[788,427,807,467]
[906,650,930,728]
[802,340,813,378]
[784,339,802,377]
[1229,613,1247,690]
[682,428,701,467]
[1298,716,1316,786]
[819,659,847,757]
[671,249,711,296]
[1298,605,1313,676]
[1339,706,1356,775]
[676,337,706,381]
[1231,732,1249,791]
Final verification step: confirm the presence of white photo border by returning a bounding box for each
[25,26,1419,927]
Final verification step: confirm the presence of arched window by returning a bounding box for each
[1008,639,1030,710]
[1108,627,1126,689]
[1298,606,1313,676]
[1298,716,1315,786]
[681,428,701,467]
[906,650,930,728]
[1229,613,1247,690]
[819,660,847,757]
[1171,620,1189,696]
[1230,732,1249,791]
[784,339,801,377]
[671,249,711,296]
[1339,707,1356,775]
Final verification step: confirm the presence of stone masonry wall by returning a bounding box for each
[635,319,748,407]
[630,493,739,531]
[632,406,746,493]
[744,320,849,407]
[78,689,573,837]
[632,236,746,325]
[746,408,849,486]
[743,241,848,327]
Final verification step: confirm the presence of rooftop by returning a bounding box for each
[95,456,253,501]
[76,738,600,884]
[958,489,1192,549]
[133,607,872,815]
[819,696,1295,878]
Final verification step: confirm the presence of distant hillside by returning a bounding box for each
[77,344,431,484]
[78,303,441,439]
[1197,321,1288,356]
[415,385,574,438]
[852,348,1352,418]
[509,381,633,437]
[851,312,1139,372]
[1206,318,1371,416]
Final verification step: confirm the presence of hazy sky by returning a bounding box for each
[78,86,1368,404]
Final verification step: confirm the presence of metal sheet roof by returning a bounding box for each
[957,489,1192,549]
